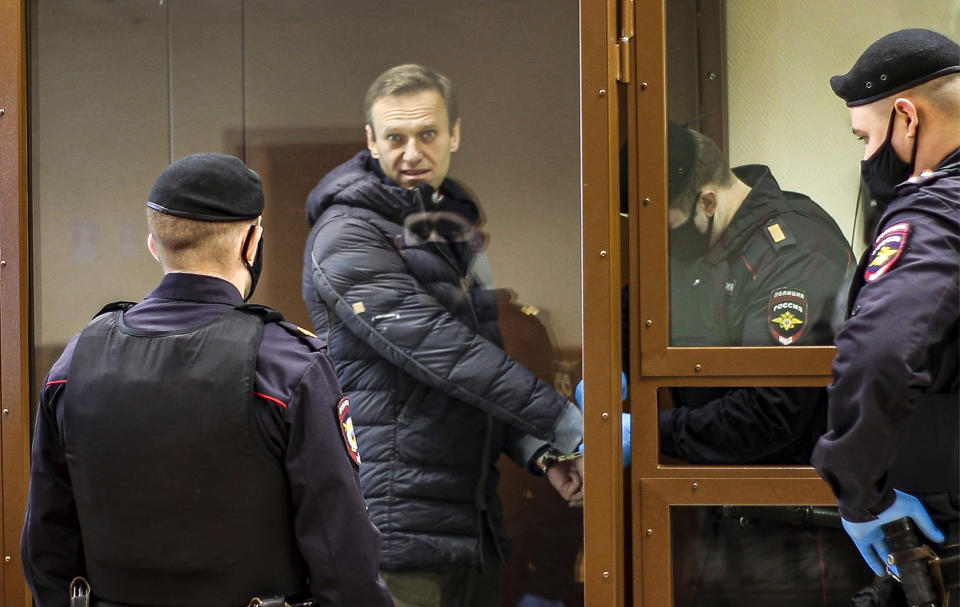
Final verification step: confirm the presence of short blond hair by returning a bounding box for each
[146,208,255,271]
[910,72,960,120]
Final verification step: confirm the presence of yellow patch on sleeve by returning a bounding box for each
[352,301,366,314]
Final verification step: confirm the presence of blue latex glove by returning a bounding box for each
[841,489,945,577]
[575,374,631,466]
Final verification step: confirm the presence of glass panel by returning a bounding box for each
[30,0,173,396]
[31,1,583,604]
[657,386,829,466]
[664,0,959,348]
[671,506,873,606]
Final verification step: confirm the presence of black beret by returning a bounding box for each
[831,28,960,107]
[147,153,264,222]
[668,120,697,203]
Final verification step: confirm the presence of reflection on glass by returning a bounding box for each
[671,506,873,606]
[664,0,958,351]
[658,385,834,466]
[31,2,583,604]
[666,122,854,347]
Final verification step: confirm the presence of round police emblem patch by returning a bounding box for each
[865,222,911,283]
[338,397,361,466]
[768,288,807,345]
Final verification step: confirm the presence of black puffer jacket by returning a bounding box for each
[302,151,582,570]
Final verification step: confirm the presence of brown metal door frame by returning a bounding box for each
[0,0,31,604]
[628,0,837,603]
[581,0,629,605]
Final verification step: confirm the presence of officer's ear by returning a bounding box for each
[146,233,161,263]
[696,190,718,218]
[242,221,263,265]
[892,97,919,139]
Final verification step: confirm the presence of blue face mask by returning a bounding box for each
[860,108,918,206]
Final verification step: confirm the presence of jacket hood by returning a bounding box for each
[306,150,480,227]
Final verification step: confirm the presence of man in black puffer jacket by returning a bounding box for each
[302,64,584,607]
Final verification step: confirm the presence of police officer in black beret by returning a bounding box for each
[20,154,396,606]
[811,28,960,605]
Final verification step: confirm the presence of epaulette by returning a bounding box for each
[236,303,285,324]
[760,217,797,250]
[276,320,327,352]
[237,305,325,351]
[741,217,797,270]
[93,301,136,319]
[898,163,960,195]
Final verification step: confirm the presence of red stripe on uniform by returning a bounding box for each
[255,392,288,409]
[740,254,757,280]
[46,379,68,386]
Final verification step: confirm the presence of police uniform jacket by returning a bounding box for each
[302,151,582,570]
[813,147,960,524]
[662,165,854,464]
[21,273,394,607]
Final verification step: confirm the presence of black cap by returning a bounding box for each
[831,29,960,107]
[668,120,697,204]
[147,153,264,222]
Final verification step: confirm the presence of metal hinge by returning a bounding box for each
[616,0,635,83]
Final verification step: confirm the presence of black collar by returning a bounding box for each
[147,273,244,307]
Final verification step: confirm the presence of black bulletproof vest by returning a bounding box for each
[64,306,306,607]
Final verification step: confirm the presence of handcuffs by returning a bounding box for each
[534,447,583,474]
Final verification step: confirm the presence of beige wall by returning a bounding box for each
[31,0,582,350]
[727,0,960,254]
[31,1,960,351]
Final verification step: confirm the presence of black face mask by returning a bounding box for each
[669,207,713,261]
[860,108,918,206]
[242,226,264,302]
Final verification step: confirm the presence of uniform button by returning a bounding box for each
[852,305,861,316]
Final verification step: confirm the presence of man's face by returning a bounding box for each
[365,89,461,190]
[850,101,909,162]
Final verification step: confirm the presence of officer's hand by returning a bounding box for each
[546,459,583,507]
[841,490,945,577]
[575,376,632,469]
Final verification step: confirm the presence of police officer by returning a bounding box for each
[811,29,960,605]
[664,121,854,463]
[648,123,872,603]
[21,154,395,606]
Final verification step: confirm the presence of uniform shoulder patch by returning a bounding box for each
[337,397,362,466]
[276,321,326,351]
[768,288,807,345]
[865,222,911,283]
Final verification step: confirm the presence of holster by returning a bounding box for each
[887,544,959,607]
[69,577,91,607]
[888,544,945,606]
